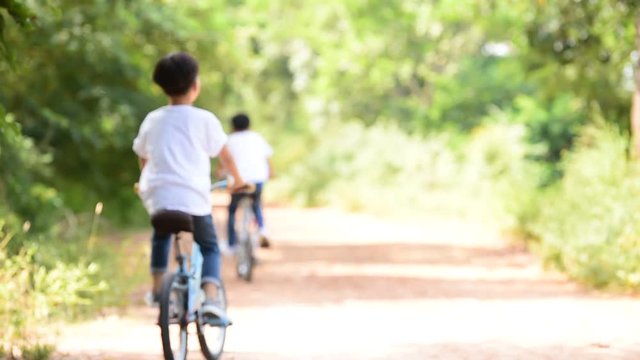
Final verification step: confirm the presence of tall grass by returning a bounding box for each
[0,223,102,357]
[0,208,148,358]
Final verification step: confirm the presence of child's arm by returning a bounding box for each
[213,159,228,179]
[218,145,246,190]
[268,158,275,179]
[134,157,147,194]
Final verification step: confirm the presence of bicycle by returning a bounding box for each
[151,210,230,360]
[212,180,259,282]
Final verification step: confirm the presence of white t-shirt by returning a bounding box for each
[133,105,227,216]
[226,130,273,183]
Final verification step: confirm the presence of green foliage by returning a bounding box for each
[272,110,640,292]
[0,105,142,352]
[510,0,638,130]
[0,1,157,354]
[0,108,62,236]
[271,120,542,225]
[0,211,145,355]
[459,122,545,226]
[0,222,106,356]
[84,232,148,310]
[0,0,192,223]
[0,0,35,63]
[19,343,55,360]
[428,56,531,131]
[0,0,34,26]
[524,125,640,289]
[1,0,635,226]
[510,94,586,163]
[271,121,456,214]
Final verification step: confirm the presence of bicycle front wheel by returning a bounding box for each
[197,283,228,360]
[159,273,189,360]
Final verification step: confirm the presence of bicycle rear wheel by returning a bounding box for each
[235,198,254,281]
[159,273,189,360]
[197,283,228,360]
[236,233,254,281]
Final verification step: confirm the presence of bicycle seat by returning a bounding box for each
[151,210,193,235]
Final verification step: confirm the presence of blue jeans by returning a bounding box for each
[151,214,221,285]
[227,182,264,247]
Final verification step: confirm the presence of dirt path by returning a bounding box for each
[55,207,640,359]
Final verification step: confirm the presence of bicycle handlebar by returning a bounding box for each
[211,180,256,194]
[211,179,229,191]
[135,180,255,194]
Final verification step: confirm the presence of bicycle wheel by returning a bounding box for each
[197,282,228,360]
[235,198,254,281]
[159,273,189,360]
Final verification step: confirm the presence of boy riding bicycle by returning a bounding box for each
[222,113,274,252]
[132,52,245,319]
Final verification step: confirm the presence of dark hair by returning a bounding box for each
[153,52,199,96]
[231,113,250,131]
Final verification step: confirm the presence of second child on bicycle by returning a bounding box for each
[222,113,274,253]
[133,52,245,319]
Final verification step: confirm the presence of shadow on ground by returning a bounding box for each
[224,242,587,307]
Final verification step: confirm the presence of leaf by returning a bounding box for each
[0,12,5,51]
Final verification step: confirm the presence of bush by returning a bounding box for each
[458,121,544,226]
[0,106,148,358]
[271,116,640,291]
[525,125,640,289]
[19,343,55,360]
[0,219,109,357]
[270,120,542,223]
[270,121,462,215]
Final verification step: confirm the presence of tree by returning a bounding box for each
[0,0,50,234]
[0,0,34,62]
[509,1,638,147]
[631,11,640,156]
[0,1,196,222]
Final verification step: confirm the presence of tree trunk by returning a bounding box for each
[631,12,640,158]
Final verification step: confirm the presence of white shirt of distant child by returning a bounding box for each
[226,130,273,183]
[133,105,227,216]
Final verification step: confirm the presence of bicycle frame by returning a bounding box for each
[172,233,204,317]
[188,240,203,314]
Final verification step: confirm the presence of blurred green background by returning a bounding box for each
[2,0,640,356]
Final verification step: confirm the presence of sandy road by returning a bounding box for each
[55,206,640,359]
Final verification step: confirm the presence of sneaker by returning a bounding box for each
[201,299,232,327]
[220,244,237,257]
[144,291,160,307]
[259,234,270,248]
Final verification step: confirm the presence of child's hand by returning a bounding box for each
[230,181,257,194]
[230,180,247,193]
